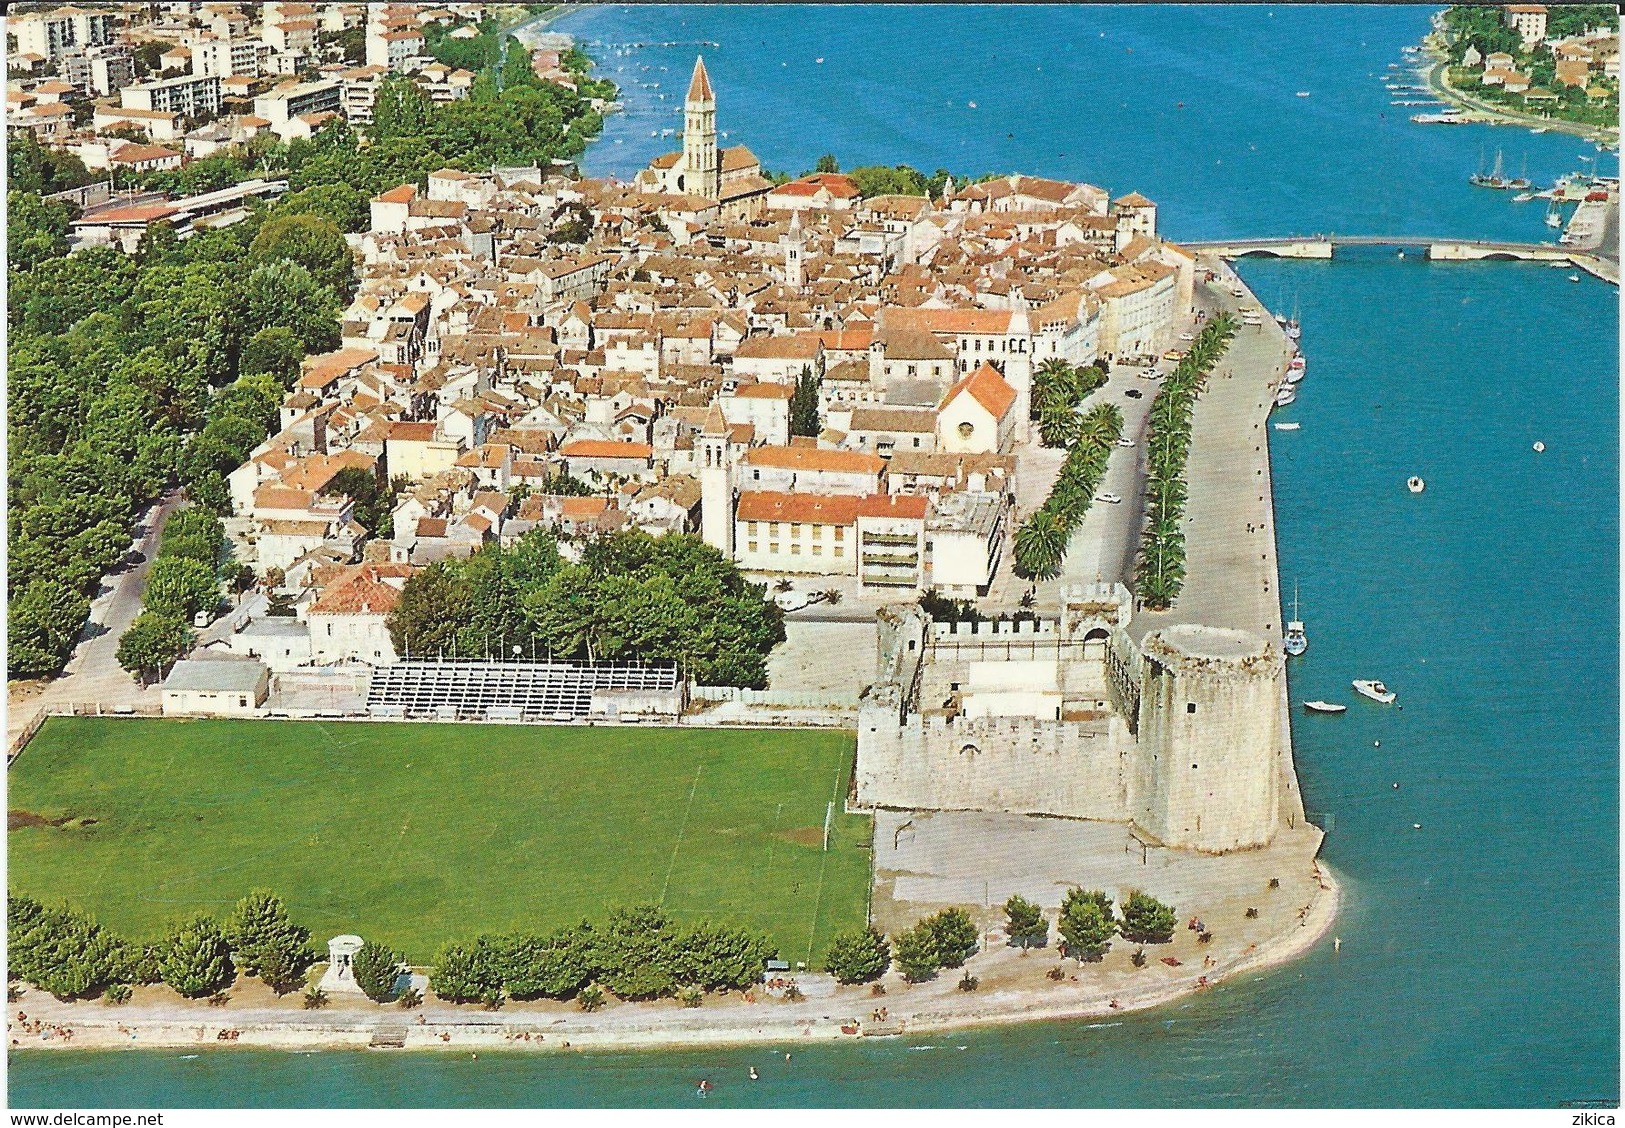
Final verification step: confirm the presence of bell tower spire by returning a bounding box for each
[683,56,719,201]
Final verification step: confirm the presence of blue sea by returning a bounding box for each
[10,4,1619,1109]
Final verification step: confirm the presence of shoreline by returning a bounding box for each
[1418,40,1620,146]
[9,867,1340,1055]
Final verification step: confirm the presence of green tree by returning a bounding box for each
[594,904,681,1000]
[7,191,72,270]
[237,261,341,353]
[1058,894,1115,962]
[892,922,940,983]
[144,555,219,621]
[7,899,129,1001]
[371,75,436,140]
[273,182,368,233]
[814,153,840,174]
[1013,508,1069,581]
[250,213,355,296]
[7,580,91,679]
[1119,891,1178,944]
[790,365,821,436]
[823,926,891,983]
[239,326,306,385]
[352,940,405,1002]
[328,466,393,538]
[159,915,236,997]
[430,938,502,1003]
[1004,894,1048,949]
[494,926,596,1000]
[115,611,194,682]
[673,923,777,991]
[223,890,314,994]
[923,908,979,968]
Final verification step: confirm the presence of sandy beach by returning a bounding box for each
[8,864,1338,1055]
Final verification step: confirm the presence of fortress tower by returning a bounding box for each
[682,56,720,201]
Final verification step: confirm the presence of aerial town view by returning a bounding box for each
[4,1,1620,1115]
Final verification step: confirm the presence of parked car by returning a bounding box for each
[1124,388,1144,399]
[1095,492,1123,505]
[774,590,812,612]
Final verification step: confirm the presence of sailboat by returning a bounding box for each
[1285,296,1301,341]
[1507,155,1532,192]
[1284,584,1308,657]
[1545,197,1564,228]
[1470,148,1509,189]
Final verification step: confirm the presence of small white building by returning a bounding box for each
[161,659,270,716]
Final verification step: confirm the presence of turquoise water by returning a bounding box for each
[10,4,1619,1109]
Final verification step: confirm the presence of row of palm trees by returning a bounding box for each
[1014,399,1124,582]
[1133,314,1240,611]
[1032,357,1110,449]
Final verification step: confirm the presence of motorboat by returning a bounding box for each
[1353,680,1396,704]
[1407,476,1425,493]
[1284,584,1308,657]
[1274,421,1301,431]
[1568,273,1581,283]
[1303,701,1347,715]
[1275,386,1298,407]
[1533,441,1546,453]
[1513,192,1536,203]
[1296,91,1312,97]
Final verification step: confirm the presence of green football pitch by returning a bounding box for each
[7,718,872,966]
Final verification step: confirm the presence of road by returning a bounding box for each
[6,491,181,750]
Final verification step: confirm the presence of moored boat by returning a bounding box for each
[1304,700,1348,714]
[1275,385,1297,407]
[1284,584,1308,657]
[1353,679,1396,704]
[1274,421,1301,431]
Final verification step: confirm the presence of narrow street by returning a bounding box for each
[6,491,181,749]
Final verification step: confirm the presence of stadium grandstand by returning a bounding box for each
[365,659,685,722]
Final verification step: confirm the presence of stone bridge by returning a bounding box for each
[1185,235,1617,282]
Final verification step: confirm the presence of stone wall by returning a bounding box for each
[854,706,1131,821]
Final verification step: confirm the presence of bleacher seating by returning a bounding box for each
[364,659,681,722]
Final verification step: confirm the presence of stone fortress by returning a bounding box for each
[855,583,1310,855]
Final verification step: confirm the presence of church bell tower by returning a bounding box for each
[682,56,720,201]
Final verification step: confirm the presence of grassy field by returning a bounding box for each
[8,718,872,967]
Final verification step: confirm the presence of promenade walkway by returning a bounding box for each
[1131,271,1292,647]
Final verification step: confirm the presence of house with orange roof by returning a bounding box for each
[385,420,465,481]
[732,333,825,384]
[733,490,863,577]
[936,363,1018,454]
[740,444,886,495]
[559,439,656,482]
[305,562,415,665]
[765,173,862,213]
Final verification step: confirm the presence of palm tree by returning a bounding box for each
[1038,399,1083,449]
[1013,509,1069,581]
[820,588,842,605]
